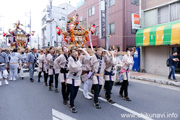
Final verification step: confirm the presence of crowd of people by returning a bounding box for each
[0,46,135,113]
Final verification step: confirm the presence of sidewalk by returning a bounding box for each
[130,72,180,87]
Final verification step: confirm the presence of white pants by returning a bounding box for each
[83,79,92,97]
[9,64,18,79]
[0,70,8,80]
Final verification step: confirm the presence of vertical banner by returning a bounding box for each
[99,0,105,39]
[101,10,106,39]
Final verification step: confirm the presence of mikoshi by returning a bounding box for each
[62,14,93,50]
[4,20,31,50]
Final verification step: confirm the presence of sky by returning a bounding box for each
[0,0,81,37]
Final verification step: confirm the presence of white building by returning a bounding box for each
[0,26,2,46]
[41,3,76,47]
[30,36,41,49]
[0,19,3,47]
[0,23,8,48]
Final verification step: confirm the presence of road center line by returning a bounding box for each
[79,88,154,120]
[52,116,60,120]
[52,109,77,120]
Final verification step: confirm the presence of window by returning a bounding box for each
[158,6,169,24]
[109,0,115,7]
[95,28,97,36]
[144,9,157,27]
[109,23,115,34]
[92,6,95,15]
[170,2,180,22]
[88,8,92,17]
[131,0,139,6]
[88,6,95,17]
[143,1,180,27]
[61,16,65,21]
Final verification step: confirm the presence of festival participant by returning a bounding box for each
[80,48,93,100]
[44,49,49,86]
[104,46,121,104]
[0,48,9,86]
[9,48,22,81]
[38,50,47,83]
[47,46,56,91]
[54,46,70,104]
[66,47,89,113]
[119,48,135,101]
[26,48,37,82]
[90,47,113,109]
[51,49,61,93]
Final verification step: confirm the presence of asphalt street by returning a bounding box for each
[0,76,180,120]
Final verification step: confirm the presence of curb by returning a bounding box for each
[130,76,180,87]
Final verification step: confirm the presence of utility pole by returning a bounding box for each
[56,24,58,47]
[139,0,141,18]
[50,0,53,46]
[105,0,109,50]
[139,0,142,28]
[124,0,127,51]
[38,34,39,49]
[30,10,32,48]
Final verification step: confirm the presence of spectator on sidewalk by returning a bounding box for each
[168,51,179,82]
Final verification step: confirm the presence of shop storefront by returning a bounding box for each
[136,20,180,76]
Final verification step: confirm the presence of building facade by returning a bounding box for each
[0,22,8,48]
[137,0,180,76]
[68,0,139,51]
[0,25,2,47]
[41,3,76,47]
[0,17,3,47]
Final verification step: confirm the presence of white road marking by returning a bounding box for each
[52,109,77,120]
[52,116,60,120]
[79,88,154,120]
[130,79,180,92]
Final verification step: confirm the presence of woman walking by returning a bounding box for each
[90,47,113,109]
[54,46,70,104]
[66,47,89,113]
[119,48,135,101]
[38,50,47,83]
[104,46,121,104]
[47,46,57,91]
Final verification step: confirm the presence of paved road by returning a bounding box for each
[0,76,180,120]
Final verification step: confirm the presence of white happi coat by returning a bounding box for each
[66,56,82,86]
[120,53,134,80]
[80,55,91,82]
[104,56,122,81]
[38,54,47,72]
[90,54,112,85]
[54,54,69,83]
[46,53,54,75]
